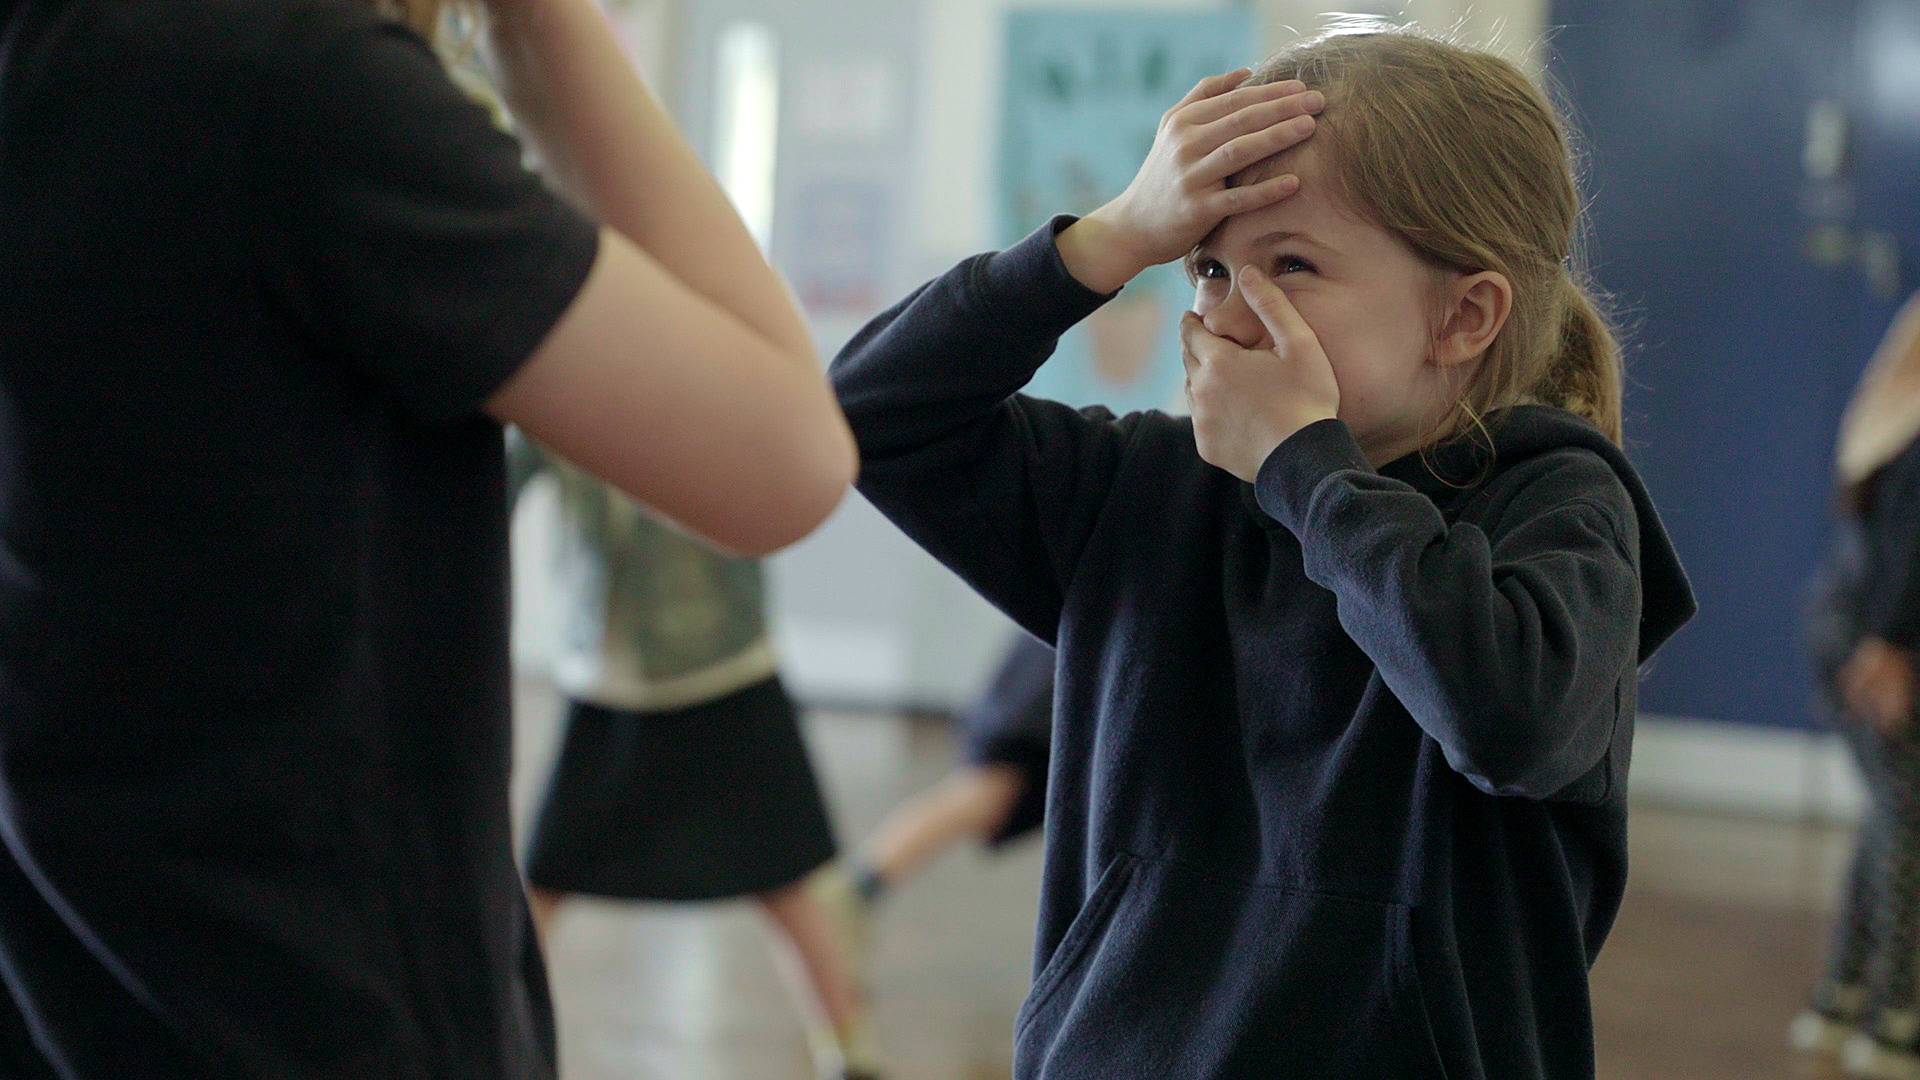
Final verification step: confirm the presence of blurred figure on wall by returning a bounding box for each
[510,435,883,1080]
[852,633,1053,909]
[1793,292,1920,1080]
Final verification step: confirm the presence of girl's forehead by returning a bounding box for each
[1229,137,1332,190]
[1211,165,1368,250]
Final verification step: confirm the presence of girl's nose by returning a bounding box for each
[1202,281,1272,351]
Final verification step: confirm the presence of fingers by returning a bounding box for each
[1179,312,1207,412]
[1179,311,1208,378]
[1193,89,1323,155]
[1166,69,1253,118]
[1236,265,1313,348]
[1206,172,1301,219]
[1178,78,1308,128]
[1192,99,1321,182]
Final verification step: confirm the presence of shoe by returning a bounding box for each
[1844,1032,1920,1080]
[1794,1009,1865,1056]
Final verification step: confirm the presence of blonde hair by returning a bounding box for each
[1835,291,1920,510]
[1245,22,1624,447]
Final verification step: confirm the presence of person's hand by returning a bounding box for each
[1842,636,1916,736]
[1179,266,1339,483]
[1056,73,1323,294]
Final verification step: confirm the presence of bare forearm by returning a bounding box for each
[484,0,814,361]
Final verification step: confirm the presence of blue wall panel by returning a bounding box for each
[1550,0,1919,727]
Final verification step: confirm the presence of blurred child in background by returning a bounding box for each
[853,633,1053,908]
[512,437,882,1080]
[1793,293,1920,1080]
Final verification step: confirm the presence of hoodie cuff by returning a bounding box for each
[966,215,1118,340]
[1252,419,1374,531]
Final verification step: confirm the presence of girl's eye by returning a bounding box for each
[1272,255,1317,276]
[1187,257,1228,284]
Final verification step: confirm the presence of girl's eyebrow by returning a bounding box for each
[1191,229,1335,260]
[1248,229,1332,252]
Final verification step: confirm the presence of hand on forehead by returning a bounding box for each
[1203,141,1362,255]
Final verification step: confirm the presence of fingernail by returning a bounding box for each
[1241,266,1265,285]
[1303,90,1326,111]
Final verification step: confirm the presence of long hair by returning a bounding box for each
[1245,22,1623,447]
[1835,292,1920,511]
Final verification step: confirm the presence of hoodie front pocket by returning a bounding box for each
[1017,852,1138,1036]
[1014,854,1443,1080]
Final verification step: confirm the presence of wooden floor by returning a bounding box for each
[510,680,1863,1080]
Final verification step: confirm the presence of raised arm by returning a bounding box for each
[479,0,852,556]
[832,72,1324,636]
[1258,422,1643,799]
[830,221,1138,639]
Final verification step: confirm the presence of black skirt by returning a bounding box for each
[522,676,837,901]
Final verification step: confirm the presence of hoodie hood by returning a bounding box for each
[1386,404,1697,663]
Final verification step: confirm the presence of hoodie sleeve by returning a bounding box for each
[1860,438,1920,649]
[829,218,1156,642]
[1254,419,1643,800]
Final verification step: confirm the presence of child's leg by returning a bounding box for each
[1795,795,1886,1054]
[1833,723,1920,1079]
[1834,721,1894,997]
[1828,806,1888,996]
[757,875,883,1076]
[1867,734,1920,1032]
[1797,718,1887,1055]
[859,763,1027,897]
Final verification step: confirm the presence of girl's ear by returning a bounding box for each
[1432,271,1512,369]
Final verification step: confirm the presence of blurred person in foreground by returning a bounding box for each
[0,0,853,1071]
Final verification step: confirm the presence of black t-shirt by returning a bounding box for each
[0,0,599,1073]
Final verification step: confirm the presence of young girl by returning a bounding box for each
[510,438,883,1080]
[830,24,1694,1079]
[1792,291,1920,1080]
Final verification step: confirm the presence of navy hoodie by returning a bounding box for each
[830,219,1696,1079]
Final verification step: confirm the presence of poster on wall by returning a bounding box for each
[791,179,890,317]
[999,8,1257,415]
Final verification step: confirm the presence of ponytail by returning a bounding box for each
[1539,274,1623,444]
